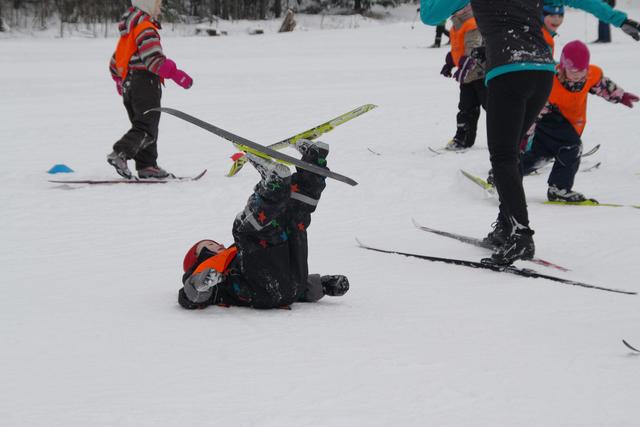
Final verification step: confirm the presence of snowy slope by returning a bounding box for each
[1,10,640,427]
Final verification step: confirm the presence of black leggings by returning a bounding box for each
[486,70,554,228]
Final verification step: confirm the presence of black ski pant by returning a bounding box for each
[113,70,162,170]
[486,70,554,228]
[521,112,582,191]
[230,148,328,308]
[454,79,487,147]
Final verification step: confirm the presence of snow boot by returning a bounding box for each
[321,275,350,297]
[138,166,173,179]
[107,151,132,179]
[547,185,593,203]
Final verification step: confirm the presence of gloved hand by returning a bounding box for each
[112,75,123,96]
[621,92,639,108]
[621,18,640,41]
[158,59,193,89]
[440,52,455,77]
[453,55,476,83]
[191,268,224,292]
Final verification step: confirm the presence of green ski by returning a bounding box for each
[227,104,377,177]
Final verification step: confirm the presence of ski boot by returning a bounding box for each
[294,139,330,166]
[444,138,470,152]
[107,151,132,179]
[483,226,535,266]
[138,166,173,179]
[321,275,350,297]
[245,152,291,182]
[482,215,511,248]
[547,185,594,203]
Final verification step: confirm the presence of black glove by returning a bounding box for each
[621,18,640,41]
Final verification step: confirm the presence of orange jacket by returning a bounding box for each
[193,246,238,274]
[449,18,478,67]
[548,65,603,136]
[114,20,158,80]
[542,27,555,56]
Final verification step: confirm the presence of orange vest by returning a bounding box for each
[542,27,555,56]
[548,65,603,136]
[449,18,478,67]
[193,246,238,275]
[114,20,158,80]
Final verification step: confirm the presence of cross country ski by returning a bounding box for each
[226,104,377,177]
[623,340,640,352]
[49,170,208,185]
[149,107,358,186]
[411,219,569,272]
[355,238,636,295]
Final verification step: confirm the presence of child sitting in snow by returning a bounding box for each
[178,140,349,310]
[521,40,638,202]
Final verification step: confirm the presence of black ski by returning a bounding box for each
[411,219,570,272]
[623,340,640,352]
[149,107,358,186]
[355,238,636,295]
[49,169,208,185]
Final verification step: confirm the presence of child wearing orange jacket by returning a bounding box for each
[521,40,638,202]
[107,0,193,180]
[439,4,486,151]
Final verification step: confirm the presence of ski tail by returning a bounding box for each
[226,104,377,177]
[460,169,496,195]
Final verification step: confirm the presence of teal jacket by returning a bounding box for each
[545,0,627,27]
[419,0,627,27]
[420,0,468,26]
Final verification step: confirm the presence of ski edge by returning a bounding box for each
[48,169,208,185]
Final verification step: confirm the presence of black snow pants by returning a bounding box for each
[454,79,487,147]
[486,70,554,228]
[521,111,583,191]
[227,147,329,309]
[113,70,162,170]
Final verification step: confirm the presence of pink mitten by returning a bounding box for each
[159,59,193,89]
[112,75,123,96]
[621,92,639,108]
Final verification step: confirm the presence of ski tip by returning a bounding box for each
[623,339,640,352]
[355,237,365,247]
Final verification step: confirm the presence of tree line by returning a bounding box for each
[0,1,415,32]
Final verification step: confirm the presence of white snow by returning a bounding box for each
[1,9,640,427]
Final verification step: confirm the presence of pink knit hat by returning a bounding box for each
[560,40,590,72]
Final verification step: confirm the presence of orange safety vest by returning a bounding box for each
[114,20,158,80]
[449,18,478,67]
[193,246,238,275]
[548,65,603,136]
[542,27,555,56]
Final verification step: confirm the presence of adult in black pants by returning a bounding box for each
[421,0,556,265]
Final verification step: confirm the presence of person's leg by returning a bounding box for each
[113,72,162,170]
[485,71,553,264]
[231,155,296,308]
[521,133,555,176]
[451,83,480,148]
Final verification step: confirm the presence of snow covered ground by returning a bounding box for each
[2,8,640,427]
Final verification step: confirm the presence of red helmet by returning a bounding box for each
[183,240,226,273]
